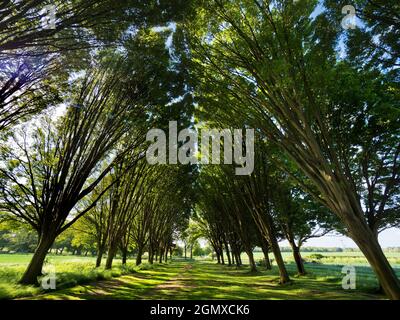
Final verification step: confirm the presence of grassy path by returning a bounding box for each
[24,261,383,300]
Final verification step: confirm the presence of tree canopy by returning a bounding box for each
[0,0,399,300]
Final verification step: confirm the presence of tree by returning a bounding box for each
[0,58,148,284]
[0,0,192,131]
[273,182,334,275]
[324,0,400,73]
[188,0,400,298]
[52,227,74,255]
[104,159,152,269]
[192,241,203,257]
[0,219,37,253]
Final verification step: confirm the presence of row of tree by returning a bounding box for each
[195,143,334,280]
[187,0,400,299]
[0,0,196,285]
[0,0,398,300]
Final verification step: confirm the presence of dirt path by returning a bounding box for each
[141,263,196,298]
[22,262,195,300]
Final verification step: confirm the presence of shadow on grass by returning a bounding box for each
[21,261,385,300]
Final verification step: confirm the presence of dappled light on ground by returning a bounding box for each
[25,261,383,300]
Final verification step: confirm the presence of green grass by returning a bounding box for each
[0,254,146,300]
[1,253,398,300]
[243,251,400,291]
[245,251,400,267]
[0,254,97,265]
[26,261,384,300]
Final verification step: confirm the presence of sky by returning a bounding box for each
[197,228,399,249]
[279,228,400,248]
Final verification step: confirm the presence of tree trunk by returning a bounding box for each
[136,245,143,266]
[216,252,221,264]
[231,251,236,265]
[220,248,225,265]
[235,252,242,266]
[270,238,290,284]
[105,243,117,270]
[19,234,55,285]
[122,248,128,265]
[246,250,257,272]
[291,243,306,275]
[164,248,168,262]
[264,253,271,270]
[225,243,232,266]
[261,213,290,283]
[190,246,193,260]
[96,244,105,268]
[349,221,400,299]
[260,239,272,270]
[148,246,154,264]
[234,253,239,266]
[95,253,102,268]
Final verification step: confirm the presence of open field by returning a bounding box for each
[1,253,399,300]
[244,251,400,267]
[0,254,138,299]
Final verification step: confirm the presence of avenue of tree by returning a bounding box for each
[0,0,399,299]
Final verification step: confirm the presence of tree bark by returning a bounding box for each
[260,213,290,283]
[19,234,55,285]
[148,246,154,264]
[261,244,272,270]
[136,246,143,266]
[246,250,257,272]
[260,241,272,270]
[105,243,117,270]
[291,243,306,275]
[220,248,225,265]
[270,238,290,283]
[236,252,242,266]
[216,252,221,264]
[96,244,105,268]
[224,242,232,266]
[122,248,128,265]
[164,248,168,262]
[234,253,240,266]
[249,207,290,283]
[348,221,400,299]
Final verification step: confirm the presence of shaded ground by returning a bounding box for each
[23,261,383,300]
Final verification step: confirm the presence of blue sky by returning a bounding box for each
[198,228,399,249]
[280,228,400,248]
